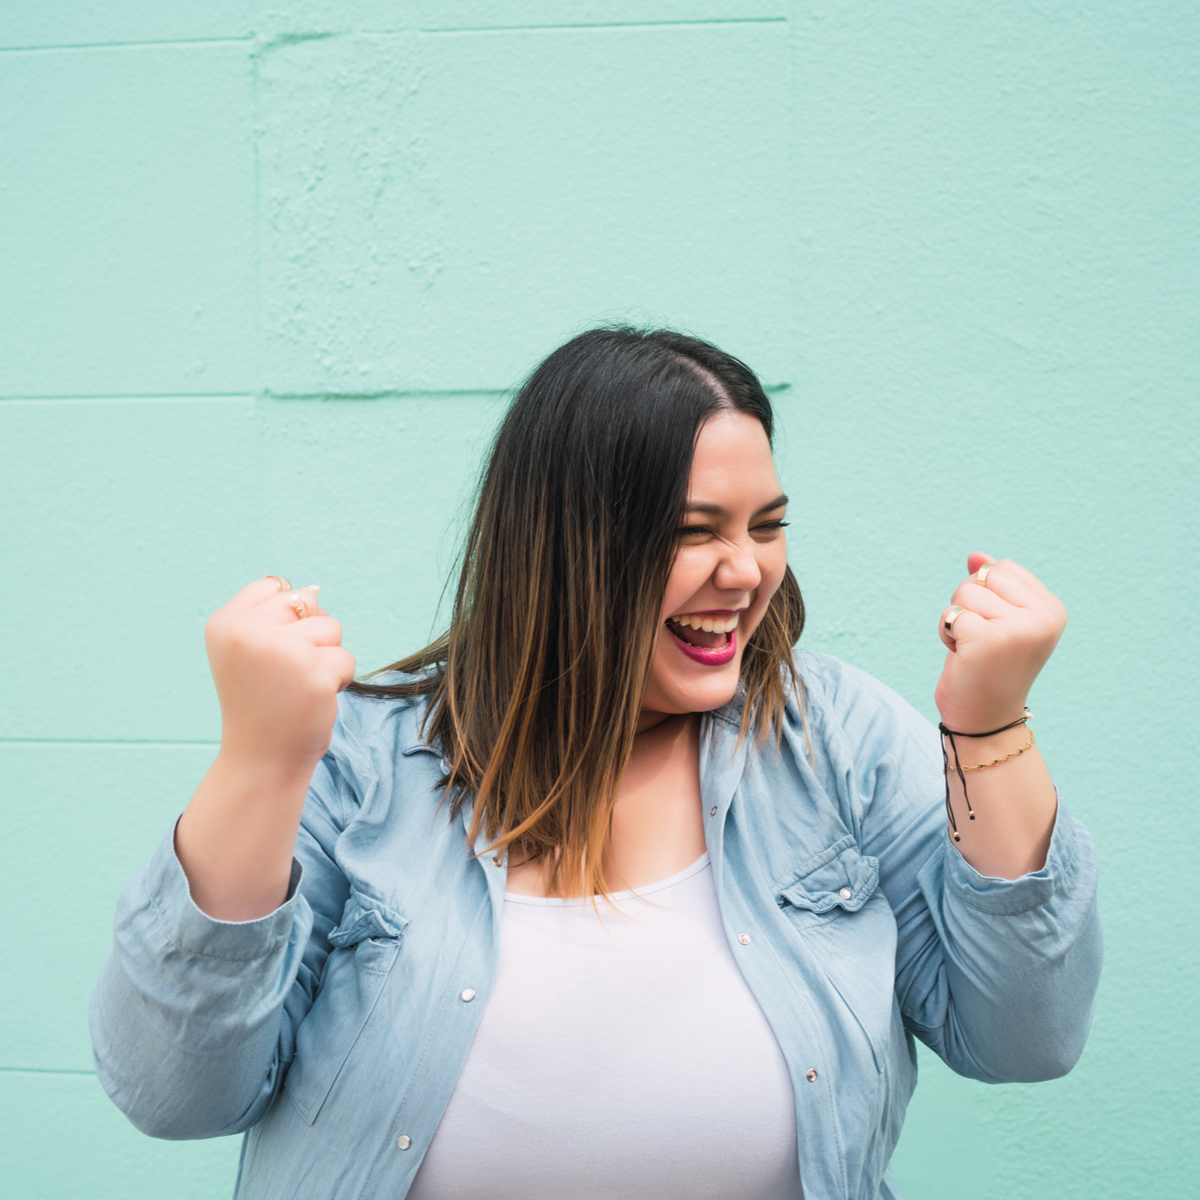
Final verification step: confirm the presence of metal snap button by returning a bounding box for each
[738,933,751,945]
[806,1069,818,1082]
[397,1135,412,1150]
[461,988,476,1002]
[709,806,718,817]
[838,887,852,900]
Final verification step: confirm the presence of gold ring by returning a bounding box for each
[944,606,967,639]
[288,592,308,620]
[267,575,291,592]
[975,564,993,589]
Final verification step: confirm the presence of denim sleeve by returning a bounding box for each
[807,656,1103,1083]
[89,753,353,1139]
[904,792,1102,1081]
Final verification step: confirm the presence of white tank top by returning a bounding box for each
[407,854,804,1200]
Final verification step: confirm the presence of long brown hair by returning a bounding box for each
[349,327,804,896]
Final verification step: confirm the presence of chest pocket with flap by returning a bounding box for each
[774,835,880,926]
[284,890,409,1125]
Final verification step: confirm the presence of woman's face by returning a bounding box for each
[640,409,789,725]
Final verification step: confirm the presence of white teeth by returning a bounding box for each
[669,613,741,632]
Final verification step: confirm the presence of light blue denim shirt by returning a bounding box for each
[91,652,1102,1200]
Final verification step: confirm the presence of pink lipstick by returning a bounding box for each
[666,624,738,666]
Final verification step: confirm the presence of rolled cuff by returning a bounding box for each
[941,790,1081,916]
[141,820,304,961]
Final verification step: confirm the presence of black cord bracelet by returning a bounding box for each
[937,708,1033,842]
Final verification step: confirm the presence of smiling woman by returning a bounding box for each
[91,327,1102,1200]
[347,329,805,901]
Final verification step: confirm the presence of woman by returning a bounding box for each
[91,328,1102,1200]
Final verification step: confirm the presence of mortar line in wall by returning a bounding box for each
[0,36,252,55]
[251,17,264,406]
[261,385,790,400]
[0,19,787,57]
[0,738,220,747]
[414,17,787,35]
[260,389,505,402]
[2,386,788,403]
[0,394,255,403]
[0,1066,95,1077]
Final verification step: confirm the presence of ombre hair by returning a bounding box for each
[349,327,804,897]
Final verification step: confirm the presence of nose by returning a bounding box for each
[713,537,762,594]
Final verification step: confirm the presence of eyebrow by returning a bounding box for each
[683,493,789,519]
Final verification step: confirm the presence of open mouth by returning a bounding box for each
[665,613,740,665]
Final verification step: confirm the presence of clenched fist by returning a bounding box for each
[206,577,357,775]
[935,553,1067,734]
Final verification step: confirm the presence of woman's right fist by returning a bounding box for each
[204,576,357,775]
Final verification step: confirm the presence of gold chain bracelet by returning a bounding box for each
[943,727,1035,773]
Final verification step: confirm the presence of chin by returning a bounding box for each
[646,663,743,717]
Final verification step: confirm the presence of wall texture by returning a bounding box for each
[2,2,1196,1196]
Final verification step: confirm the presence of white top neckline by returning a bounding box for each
[503,852,712,907]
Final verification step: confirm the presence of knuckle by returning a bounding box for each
[204,608,233,639]
[1019,620,1055,648]
[224,624,256,655]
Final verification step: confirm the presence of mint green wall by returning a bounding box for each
[2,2,1195,1196]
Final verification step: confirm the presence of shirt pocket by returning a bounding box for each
[284,890,410,1125]
[773,835,880,929]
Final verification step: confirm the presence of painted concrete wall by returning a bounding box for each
[2,2,1196,1196]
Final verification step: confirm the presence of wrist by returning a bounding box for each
[212,745,320,795]
[176,750,314,921]
[937,703,1030,737]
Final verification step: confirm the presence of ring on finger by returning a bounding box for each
[975,563,993,589]
[267,575,292,592]
[288,591,309,621]
[944,606,968,639]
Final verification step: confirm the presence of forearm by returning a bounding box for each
[944,727,1056,879]
[175,751,315,921]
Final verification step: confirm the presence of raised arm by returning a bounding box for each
[934,553,1066,879]
[175,576,356,918]
[90,577,358,1138]
[841,553,1100,1083]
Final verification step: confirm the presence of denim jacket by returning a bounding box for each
[90,652,1102,1200]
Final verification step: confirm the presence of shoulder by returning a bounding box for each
[790,650,926,733]
[781,650,941,783]
[332,672,438,757]
[309,674,442,821]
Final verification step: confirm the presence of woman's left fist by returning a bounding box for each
[934,552,1067,733]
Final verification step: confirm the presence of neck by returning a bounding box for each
[635,708,678,734]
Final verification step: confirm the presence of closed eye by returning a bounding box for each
[676,519,788,539]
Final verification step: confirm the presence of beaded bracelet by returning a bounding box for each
[938,709,1033,843]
